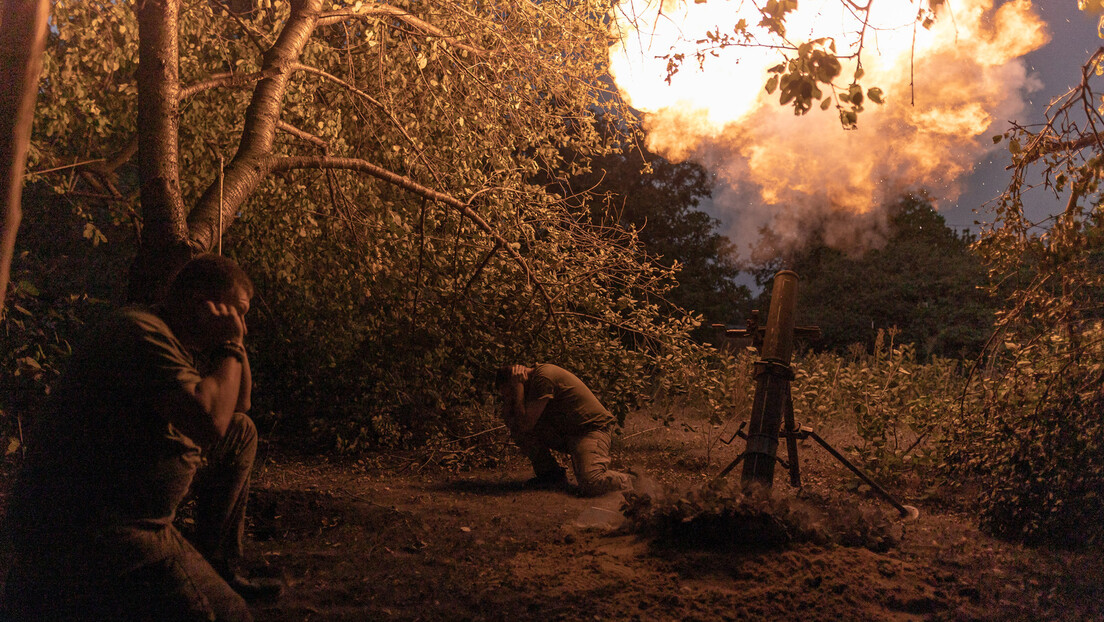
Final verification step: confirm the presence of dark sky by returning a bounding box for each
[943,1,1102,231]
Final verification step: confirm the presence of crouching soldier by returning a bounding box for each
[497,363,632,496]
[3,254,279,622]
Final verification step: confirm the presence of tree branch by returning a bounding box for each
[459,239,501,298]
[187,0,324,252]
[269,154,561,332]
[278,120,328,150]
[289,62,423,153]
[317,6,488,57]
[180,68,279,100]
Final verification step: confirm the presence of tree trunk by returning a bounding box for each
[0,0,49,315]
[128,0,323,302]
[187,0,322,251]
[129,0,193,304]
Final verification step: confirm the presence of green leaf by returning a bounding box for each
[765,75,779,94]
[16,280,40,296]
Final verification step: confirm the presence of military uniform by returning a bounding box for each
[4,308,255,621]
[514,364,631,496]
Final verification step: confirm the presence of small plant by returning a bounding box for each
[790,328,963,483]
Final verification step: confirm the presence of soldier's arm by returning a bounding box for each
[160,352,242,446]
[235,348,252,413]
[502,378,525,433]
[511,396,548,436]
[157,301,246,445]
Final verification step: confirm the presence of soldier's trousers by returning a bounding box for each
[2,412,258,622]
[515,425,632,496]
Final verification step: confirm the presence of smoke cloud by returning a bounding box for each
[611,0,1049,260]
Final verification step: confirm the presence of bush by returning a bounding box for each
[979,389,1104,547]
[950,325,1104,547]
[790,328,963,483]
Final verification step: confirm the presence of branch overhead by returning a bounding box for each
[318,6,489,57]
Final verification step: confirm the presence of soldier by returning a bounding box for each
[497,363,632,496]
[4,254,277,621]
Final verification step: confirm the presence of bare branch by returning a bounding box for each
[180,68,278,100]
[270,155,478,220]
[459,239,501,298]
[278,120,328,150]
[210,0,270,52]
[290,61,443,185]
[27,158,106,176]
[289,63,392,131]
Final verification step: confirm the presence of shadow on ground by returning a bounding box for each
[434,477,560,496]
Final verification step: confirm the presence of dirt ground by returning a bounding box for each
[224,415,1104,621]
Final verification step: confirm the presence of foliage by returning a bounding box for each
[0,282,70,458]
[956,39,1104,545]
[791,328,964,484]
[953,328,1104,547]
[14,0,741,450]
[228,168,720,448]
[562,144,752,334]
[754,194,994,359]
[679,326,967,487]
[0,188,131,457]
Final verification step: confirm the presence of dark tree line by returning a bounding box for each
[557,144,752,335]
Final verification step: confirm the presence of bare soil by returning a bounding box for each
[233,416,1104,621]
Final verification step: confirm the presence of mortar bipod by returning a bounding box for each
[715,418,920,521]
[713,270,918,521]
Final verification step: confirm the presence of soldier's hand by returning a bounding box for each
[510,365,527,384]
[202,299,246,346]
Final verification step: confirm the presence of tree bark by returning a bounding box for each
[187,0,323,252]
[129,0,192,304]
[0,0,49,315]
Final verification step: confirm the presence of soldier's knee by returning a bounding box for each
[220,412,258,463]
[229,412,258,445]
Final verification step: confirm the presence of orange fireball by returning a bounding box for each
[609,0,1049,255]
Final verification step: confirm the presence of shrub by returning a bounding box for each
[949,325,1104,547]
[790,328,963,483]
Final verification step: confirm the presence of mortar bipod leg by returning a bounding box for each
[804,428,920,521]
[783,391,801,488]
[713,452,747,483]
